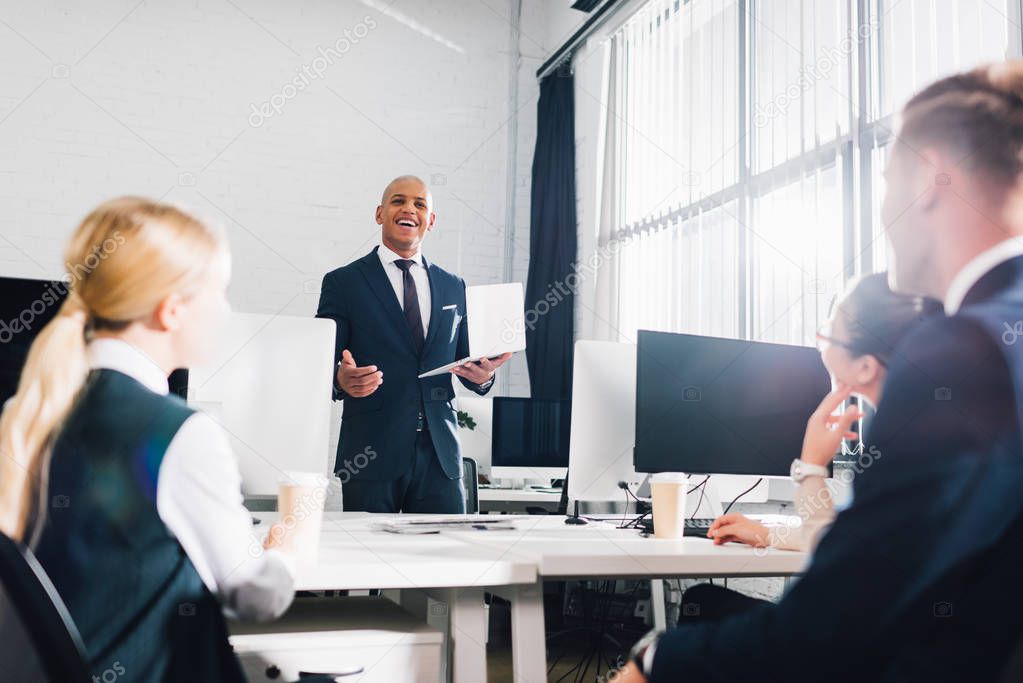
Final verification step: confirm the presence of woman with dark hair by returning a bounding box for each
[659,274,943,627]
[707,273,942,552]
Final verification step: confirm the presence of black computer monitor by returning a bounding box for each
[0,277,71,407]
[490,397,571,479]
[0,276,188,406]
[634,330,831,476]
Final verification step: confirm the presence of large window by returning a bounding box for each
[604,0,1020,345]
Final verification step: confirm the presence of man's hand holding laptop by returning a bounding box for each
[450,352,513,384]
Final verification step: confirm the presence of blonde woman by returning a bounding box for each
[0,198,294,683]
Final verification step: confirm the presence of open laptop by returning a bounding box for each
[418,282,527,378]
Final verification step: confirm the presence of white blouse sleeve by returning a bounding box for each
[156,411,295,621]
[768,476,837,552]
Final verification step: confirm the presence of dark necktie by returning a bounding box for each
[394,259,424,354]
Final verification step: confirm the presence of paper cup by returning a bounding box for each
[650,472,687,540]
[275,471,328,567]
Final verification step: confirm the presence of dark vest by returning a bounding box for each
[32,369,245,683]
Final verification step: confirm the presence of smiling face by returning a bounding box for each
[376,176,435,257]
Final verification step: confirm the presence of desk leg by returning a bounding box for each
[423,588,488,683]
[650,579,667,630]
[492,584,547,683]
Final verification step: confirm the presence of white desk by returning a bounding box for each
[257,512,535,683]
[260,513,808,683]
[299,514,536,590]
[444,516,809,683]
[450,515,808,578]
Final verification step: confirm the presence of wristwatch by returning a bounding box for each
[790,458,829,483]
[629,628,662,678]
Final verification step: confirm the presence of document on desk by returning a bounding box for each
[418,282,527,378]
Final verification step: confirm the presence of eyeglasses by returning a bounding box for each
[815,321,854,353]
[815,323,888,367]
[816,332,850,353]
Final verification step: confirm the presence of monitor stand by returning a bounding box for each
[564,500,587,525]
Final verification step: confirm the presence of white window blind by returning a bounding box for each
[600,0,1020,345]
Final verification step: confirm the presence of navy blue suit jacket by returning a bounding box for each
[651,256,1023,682]
[316,247,492,482]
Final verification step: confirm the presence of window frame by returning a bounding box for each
[607,0,1023,343]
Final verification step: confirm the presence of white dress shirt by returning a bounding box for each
[944,238,1023,315]
[377,241,431,335]
[87,338,295,622]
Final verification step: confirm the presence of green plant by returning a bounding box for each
[457,410,477,430]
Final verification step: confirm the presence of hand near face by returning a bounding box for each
[801,383,863,467]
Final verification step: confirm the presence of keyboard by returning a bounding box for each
[637,517,715,537]
[683,517,715,537]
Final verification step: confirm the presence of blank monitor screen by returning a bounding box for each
[0,276,188,407]
[0,277,68,407]
[634,330,831,476]
[491,397,571,469]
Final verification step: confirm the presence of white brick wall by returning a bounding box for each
[0,0,530,361]
[0,0,600,394]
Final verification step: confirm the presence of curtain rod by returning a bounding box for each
[536,0,627,79]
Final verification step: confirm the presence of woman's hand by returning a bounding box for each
[707,513,771,547]
[262,523,287,551]
[800,383,864,467]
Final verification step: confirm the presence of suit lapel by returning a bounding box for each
[358,247,419,354]
[423,254,444,351]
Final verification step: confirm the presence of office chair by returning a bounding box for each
[462,456,479,513]
[0,532,349,683]
[0,532,92,683]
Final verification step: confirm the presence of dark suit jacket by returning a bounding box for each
[651,256,1023,682]
[316,247,492,482]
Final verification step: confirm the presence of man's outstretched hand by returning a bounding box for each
[337,349,383,397]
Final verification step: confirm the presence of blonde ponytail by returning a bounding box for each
[0,295,90,539]
[0,197,224,541]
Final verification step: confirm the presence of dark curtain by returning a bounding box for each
[525,70,577,400]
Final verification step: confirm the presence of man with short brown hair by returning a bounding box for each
[619,61,1023,683]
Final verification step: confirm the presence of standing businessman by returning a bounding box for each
[316,175,511,513]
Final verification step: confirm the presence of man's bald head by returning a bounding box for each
[381,175,432,208]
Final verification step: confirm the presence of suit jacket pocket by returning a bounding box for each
[439,307,462,346]
[343,392,384,415]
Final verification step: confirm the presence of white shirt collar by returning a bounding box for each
[377,242,423,268]
[944,239,1023,314]
[88,338,170,395]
